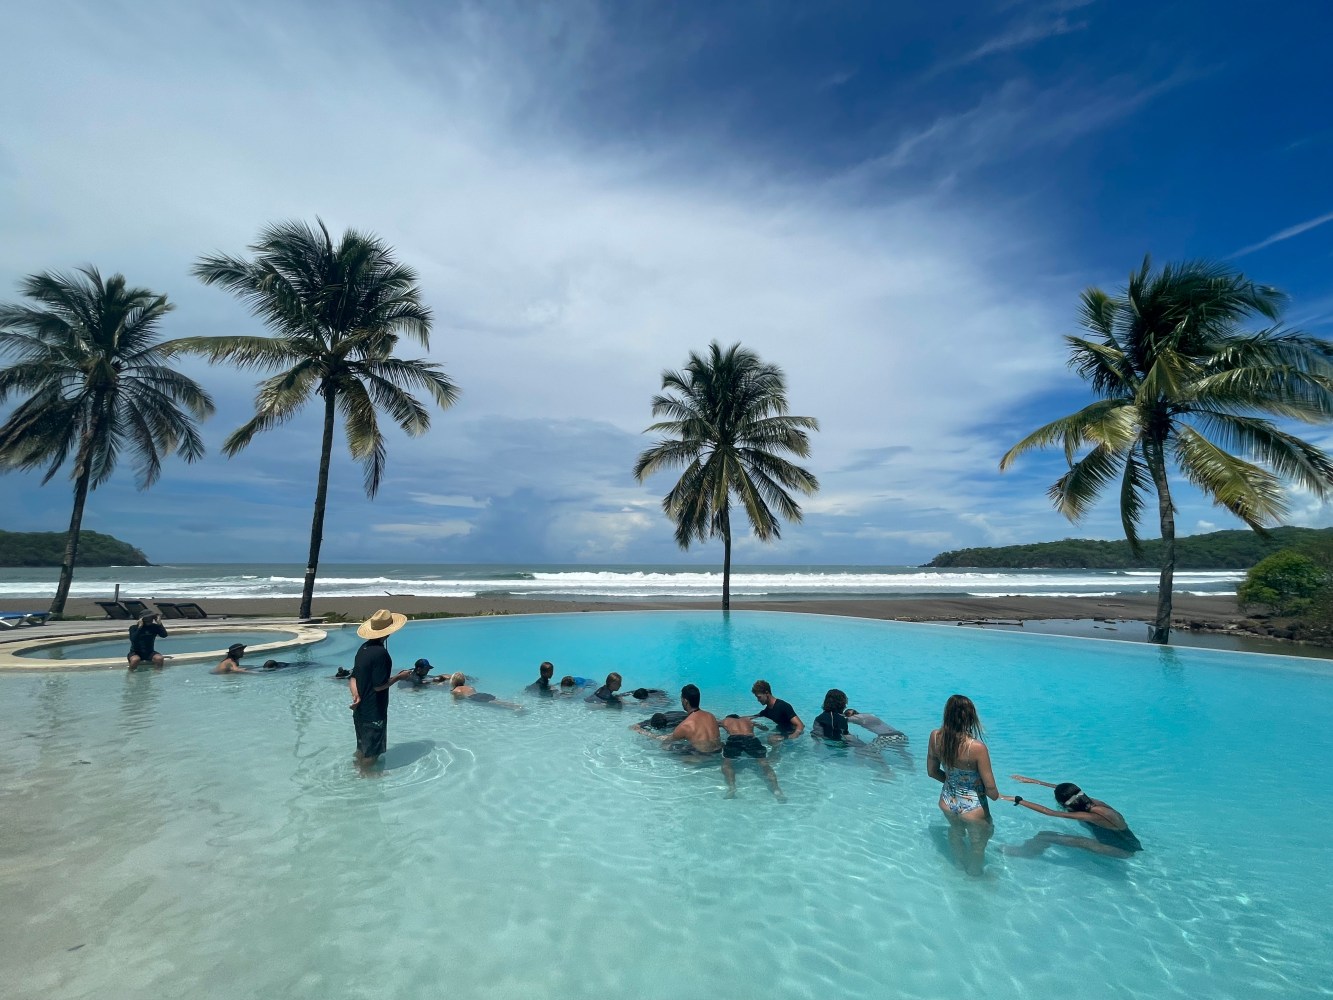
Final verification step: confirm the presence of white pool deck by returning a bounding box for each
[0,618,333,670]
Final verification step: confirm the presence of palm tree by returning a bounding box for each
[177,219,458,620]
[0,268,214,615]
[634,341,819,610]
[1001,256,1333,643]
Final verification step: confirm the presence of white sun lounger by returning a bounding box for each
[0,611,52,629]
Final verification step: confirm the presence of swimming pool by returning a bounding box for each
[2,611,1329,999]
[14,629,303,661]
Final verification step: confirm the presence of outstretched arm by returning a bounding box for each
[1002,796,1095,822]
[1011,775,1058,787]
[374,670,413,692]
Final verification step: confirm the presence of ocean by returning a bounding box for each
[0,562,1243,603]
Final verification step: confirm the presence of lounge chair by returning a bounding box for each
[172,602,215,619]
[0,611,52,629]
[154,602,186,619]
[95,600,135,620]
[122,599,152,618]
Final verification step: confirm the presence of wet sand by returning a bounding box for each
[60,591,1238,625]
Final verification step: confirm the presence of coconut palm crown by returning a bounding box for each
[1001,256,1333,643]
[174,219,458,619]
[0,267,214,615]
[634,341,819,610]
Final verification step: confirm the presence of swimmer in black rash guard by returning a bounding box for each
[586,672,626,707]
[526,661,556,696]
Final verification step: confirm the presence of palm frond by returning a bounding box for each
[1047,444,1124,521]
[1172,425,1288,527]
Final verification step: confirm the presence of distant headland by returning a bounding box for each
[925,526,1332,570]
[0,530,150,567]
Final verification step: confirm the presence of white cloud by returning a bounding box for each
[408,493,492,510]
[371,521,476,540]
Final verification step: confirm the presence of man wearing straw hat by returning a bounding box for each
[349,608,413,768]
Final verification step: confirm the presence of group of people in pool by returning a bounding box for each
[214,608,1141,873]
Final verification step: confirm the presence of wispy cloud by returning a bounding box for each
[1232,210,1333,258]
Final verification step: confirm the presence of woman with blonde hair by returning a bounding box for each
[449,672,523,711]
[927,694,999,876]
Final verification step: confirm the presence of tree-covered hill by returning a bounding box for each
[0,531,150,567]
[925,527,1333,570]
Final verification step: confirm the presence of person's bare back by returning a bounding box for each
[669,709,722,753]
[719,715,756,737]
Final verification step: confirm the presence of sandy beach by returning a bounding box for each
[56,591,1243,627]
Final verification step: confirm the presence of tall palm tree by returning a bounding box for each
[634,341,819,610]
[1001,257,1333,643]
[0,268,213,615]
[176,219,458,620]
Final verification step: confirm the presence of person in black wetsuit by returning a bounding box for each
[526,661,555,696]
[399,658,437,689]
[811,689,852,740]
[586,672,626,707]
[348,609,414,769]
[127,612,168,670]
[750,679,804,741]
[1002,775,1143,858]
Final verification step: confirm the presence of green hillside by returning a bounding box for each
[0,530,151,567]
[925,527,1333,570]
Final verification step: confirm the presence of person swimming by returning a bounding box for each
[212,643,253,674]
[400,658,435,688]
[449,672,523,711]
[719,714,785,801]
[526,661,556,696]
[1003,775,1143,858]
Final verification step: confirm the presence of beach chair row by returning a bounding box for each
[95,599,219,620]
[0,610,51,629]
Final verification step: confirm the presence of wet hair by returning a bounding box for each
[822,689,848,713]
[937,694,984,769]
[335,667,351,678]
[450,672,467,687]
[539,661,554,677]
[606,672,622,686]
[725,714,741,720]
[559,675,575,688]
[681,684,701,710]
[752,679,773,696]
[1055,783,1092,811]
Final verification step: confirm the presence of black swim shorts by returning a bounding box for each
[469,692,497,703]
[723,734,767,759]
[354,717,387,759]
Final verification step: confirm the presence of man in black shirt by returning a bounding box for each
[750,679,804,739]
[127,612,168,670]
[526,660,555,696]
[349,609,413,768]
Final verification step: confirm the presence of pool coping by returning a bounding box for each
[0,623,329,671]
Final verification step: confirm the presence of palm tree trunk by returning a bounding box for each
[1145,439,1176,644]
[299,390,338,620]
[721,507,732,612]
[49,409,101,618]
[49,457,93,618]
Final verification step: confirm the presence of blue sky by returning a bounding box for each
[2,0,1331,566]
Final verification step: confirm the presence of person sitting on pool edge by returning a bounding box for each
[635,684,721,759]
[127,611,168,670]
[586,672,626,707]
[449,672,524,711]
[212,643,254,674]
[526,661,556,696]
[750,679,804,740]
[720,714,785,801]
[1002,775,1143,858]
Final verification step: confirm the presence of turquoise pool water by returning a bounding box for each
[2,611,1329,999]
[16,629,301,660]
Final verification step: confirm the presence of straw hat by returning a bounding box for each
[357,608,408,639]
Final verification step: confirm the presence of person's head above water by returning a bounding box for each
[751,679,773,704]
[604,672,622,691]
[822,689,848,714]
[559,675,575,688]
[227,643,245,661]
[680,684,701,710]
[539,661,554,679]
[937,694,984,767]
[450,672,467,688]
[1055,782,1093,812]
[413,658,433,676]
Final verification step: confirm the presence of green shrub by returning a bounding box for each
[1237,549,1328,615]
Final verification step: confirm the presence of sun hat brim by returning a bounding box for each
[357,610,408,639]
